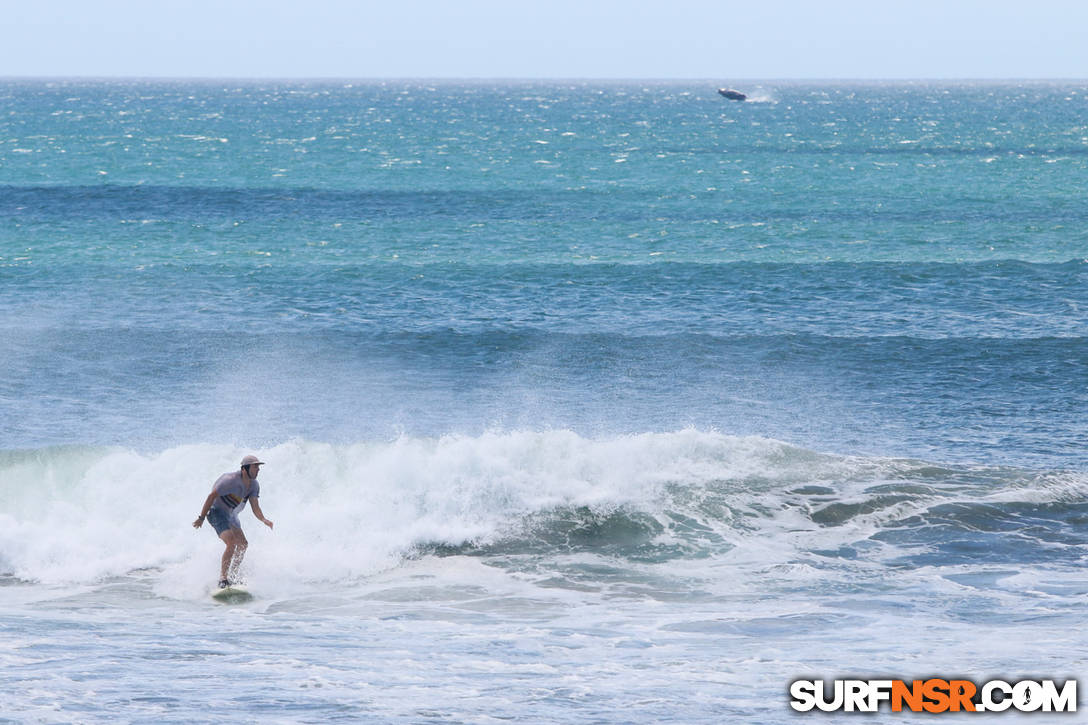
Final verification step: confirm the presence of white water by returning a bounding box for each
[3,430,1084,588]
[3,431,1086,722]
[1,431,816,585]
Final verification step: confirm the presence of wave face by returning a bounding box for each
[3,431,1084,590]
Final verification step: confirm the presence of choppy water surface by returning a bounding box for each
[2,80,1086,722]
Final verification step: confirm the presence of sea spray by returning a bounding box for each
[0,431,834,584]
[3,430,1083,592]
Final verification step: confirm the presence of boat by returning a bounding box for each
[718,88,747,101]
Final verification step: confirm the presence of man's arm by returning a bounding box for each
[250,498,274,530]
[192,491,217,528]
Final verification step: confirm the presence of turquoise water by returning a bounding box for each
[2,80,1087,722]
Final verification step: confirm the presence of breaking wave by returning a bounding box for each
[1,430,1084,590]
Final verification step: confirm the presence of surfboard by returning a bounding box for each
[211,586,253,603]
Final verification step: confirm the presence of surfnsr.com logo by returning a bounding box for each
[790,678,1077,713]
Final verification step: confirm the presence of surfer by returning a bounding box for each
[193,454,274,588]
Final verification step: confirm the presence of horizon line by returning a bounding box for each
[2,75,1086,83]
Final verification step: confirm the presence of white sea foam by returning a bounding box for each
[3,433,1085,723]
[744,87,778,103]
[0,432,805,585]
[2,430,1080,597]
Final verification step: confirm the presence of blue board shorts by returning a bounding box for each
[206,508,238,536]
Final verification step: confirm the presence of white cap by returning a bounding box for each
[240,454,265,467]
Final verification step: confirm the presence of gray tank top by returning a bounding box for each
[210,471,260,518]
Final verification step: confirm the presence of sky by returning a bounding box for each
[2,0,1087,79]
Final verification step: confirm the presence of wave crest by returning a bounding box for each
[1,431,1082,585]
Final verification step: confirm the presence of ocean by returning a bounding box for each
[1,79,1086,722]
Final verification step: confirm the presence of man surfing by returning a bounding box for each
[193,454,274,588]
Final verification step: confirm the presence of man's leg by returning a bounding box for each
[218,528,249,582]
